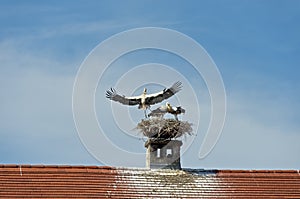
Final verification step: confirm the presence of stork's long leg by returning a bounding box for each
[144,107,152,118]
[175,115,178,121]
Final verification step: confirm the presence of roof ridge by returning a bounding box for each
[0,164,115,170]
[0,164,299,174]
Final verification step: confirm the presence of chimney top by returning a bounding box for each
[145,139,182,170]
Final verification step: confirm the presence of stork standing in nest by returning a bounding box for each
[106,81,182,118]
[148,102,186,120]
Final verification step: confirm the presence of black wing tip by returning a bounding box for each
[174,81,182,87]
[180,107,186,113]
[105,87,116,99]
[170,81,182,93]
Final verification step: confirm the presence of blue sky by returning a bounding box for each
[0,0,299,169]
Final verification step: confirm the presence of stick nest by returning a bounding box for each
[136,118,193,139]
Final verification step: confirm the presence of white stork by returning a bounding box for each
[148,102,186,120]
[106,81,182,117]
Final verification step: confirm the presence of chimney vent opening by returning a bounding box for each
[156,149,161,158]
[166,149,172,157]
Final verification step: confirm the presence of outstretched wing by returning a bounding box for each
[145,81,182,105]
[106,88,140,106]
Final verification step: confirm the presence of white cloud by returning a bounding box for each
[1,13,299,169]
[0,38,98,164]
[183,81,300,169]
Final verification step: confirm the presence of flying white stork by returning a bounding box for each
[106,81,182,117]
[148,102,186,120]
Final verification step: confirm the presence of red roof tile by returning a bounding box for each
[0,165,299,198]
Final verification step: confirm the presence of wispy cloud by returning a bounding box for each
[1,0,299,168]
[0,36,98,164]
[183,89,300,169]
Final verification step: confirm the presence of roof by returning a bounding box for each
[0,165,300,198]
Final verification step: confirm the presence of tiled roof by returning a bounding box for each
[0,165,300,198]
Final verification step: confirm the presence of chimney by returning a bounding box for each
[138,117,191,170]
[145,139,182,169]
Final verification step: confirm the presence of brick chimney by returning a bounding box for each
[145,139,182,169]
